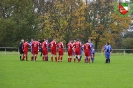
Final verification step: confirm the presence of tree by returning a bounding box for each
[0,0,38,47]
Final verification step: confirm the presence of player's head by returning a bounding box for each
[31,38,33,42]
[74,40,76,42]
[61,40,63,43]
[25,39,28,42]
[53,38,56,41]
[44,39,46,41]
[88,39,92,43]
[34,39,37,41]
[77,39,79,41]
[86,41,88,43]
[69,40,72,43]
[21,39,24,43]
[107,42,110,45]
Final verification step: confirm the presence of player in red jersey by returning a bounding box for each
[57,41,64,62]
[41,39,48,61]
[73,39,81,62]
[67,40,73,62]
[49,39,57,62]
[72,40,76,58]
[31,39,39,61]
[83,41,91,63]
[22,39,30,61]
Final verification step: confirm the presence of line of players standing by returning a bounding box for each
[19,38,95,63]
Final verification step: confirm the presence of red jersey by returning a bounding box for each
[57,42,63,50]
[49,40,56,49]
[23,42,29,52]
[32,41,39,51]
[67,42,73,52]
[84,43,91,51]
[41,41,48,50]
[73,41,81,50]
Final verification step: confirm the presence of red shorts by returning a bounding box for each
[75,49,80,55]
[51,49,56,55]
[42,49,48,55]
[32,51,38,55]
[84,51,90,56]
[58,50,63,55]
[68,50,72,56]
[24,51,28,55]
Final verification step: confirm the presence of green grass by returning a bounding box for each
[0,53,133,88]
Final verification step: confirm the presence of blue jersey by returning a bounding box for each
[89,42,94,54]
[80,46,83,55]
[104,45,112,53]
[89,42,94,49]
[29,42,32,52]
[91,48,95,54]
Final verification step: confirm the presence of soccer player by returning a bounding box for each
[104,42,112,63]
[73,39,81,62]
[45,39,49,61]
[49,39,57,62]
[67,40,73,62]
[29,39,34,61]
[79,41,83,61]
[88,39,95,63]
[83,41,91,63]
[72,40,76,59]
[57,41,64,62]
[19,39,24,61]
[22,39,30,61]
[31,39,39,61]
[41,39,48,61]
[91,48,95,63]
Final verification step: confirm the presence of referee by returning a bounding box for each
[19,39,24,61]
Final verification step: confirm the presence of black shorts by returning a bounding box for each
[19,50,24,54]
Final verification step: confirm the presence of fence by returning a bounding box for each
[0,47,133,55]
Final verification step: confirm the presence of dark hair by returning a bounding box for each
[107,42,110,45]
[26,39,28,41]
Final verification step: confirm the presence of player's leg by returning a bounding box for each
[68,51,70,62]
[74,55,77,62]
[91,54,93,63]
[20,53,22,61]
[22,54,25,61]
[31,54,33,61]
[19,50,23,61]
[77,55,80,62]
[105,53,108,63]
[84,52,87,63]
[31,50,33,61]
[34,51,38,61]
[26,53,28,61]
[88,56,91,63]
[45,50,48,61]
[107,54,110,63]
[50,49,53,61]
[42,54,44,61]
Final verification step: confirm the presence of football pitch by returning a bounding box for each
[0,54,133,88]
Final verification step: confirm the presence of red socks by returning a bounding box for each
[68,58,72,62]
[78,59,80,63]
